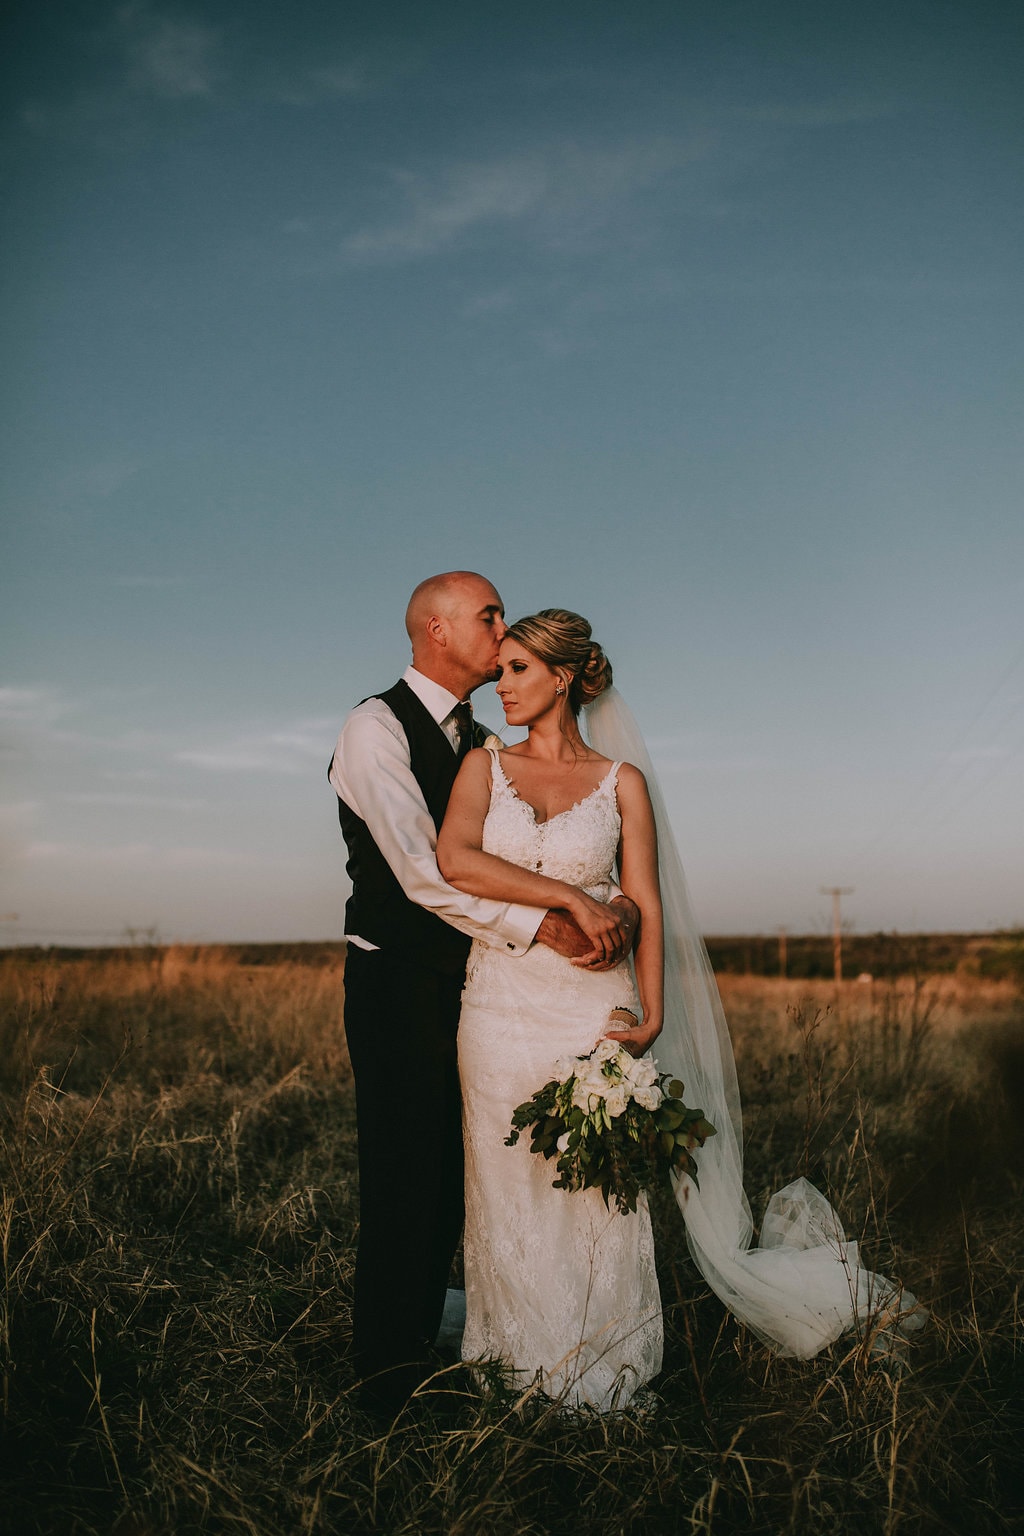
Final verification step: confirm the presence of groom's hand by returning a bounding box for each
[536,896,638,971]
[573,895,639,969]
[608,895,640,951]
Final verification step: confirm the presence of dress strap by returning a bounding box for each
[603,760,623,793]
[485,745,514,796]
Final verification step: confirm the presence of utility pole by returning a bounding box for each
[819,887,853,983]
[778,926,788,978]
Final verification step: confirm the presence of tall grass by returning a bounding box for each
[1,948,1021,1534]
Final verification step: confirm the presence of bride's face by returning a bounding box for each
[495,639,563,726]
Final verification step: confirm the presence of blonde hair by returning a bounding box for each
[505,609,613,717]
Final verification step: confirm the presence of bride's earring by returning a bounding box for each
[555,681,565,697]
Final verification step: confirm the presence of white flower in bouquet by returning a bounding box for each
[593,1037,621,1063]
[625,1056,659,1091]
[633,1083,662,1112]
[602,1082,629,1118]
[571,1069,607,1115]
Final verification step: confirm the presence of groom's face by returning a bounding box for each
[447,577,507,688]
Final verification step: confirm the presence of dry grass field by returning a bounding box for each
[1,944,1022,1535]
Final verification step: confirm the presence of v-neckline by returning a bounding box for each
[491,751,618,828]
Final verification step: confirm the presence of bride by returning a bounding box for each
[438,609,665,1410]
[437,609,923,1412]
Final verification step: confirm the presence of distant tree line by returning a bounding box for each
[703,930,1024,981]
[3,930,1022,982]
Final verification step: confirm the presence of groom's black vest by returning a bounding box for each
[332,680,472,977]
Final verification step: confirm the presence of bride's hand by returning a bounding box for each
[603,1009,663,1057]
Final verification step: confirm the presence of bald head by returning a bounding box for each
[405,571,481,643]
[405,571,501,646]
[405,570,506,693]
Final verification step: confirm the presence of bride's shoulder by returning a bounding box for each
[457,746,496,780]
[612,760,651,803]
[613,759,647,781]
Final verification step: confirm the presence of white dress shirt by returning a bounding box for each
[329,665,543,955]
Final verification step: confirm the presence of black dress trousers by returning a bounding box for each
[342,942,466,1399]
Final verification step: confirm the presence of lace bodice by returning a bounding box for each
[481,750,622,896]
[463,750,634,1014]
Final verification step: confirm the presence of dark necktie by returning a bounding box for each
[451,700,474,760]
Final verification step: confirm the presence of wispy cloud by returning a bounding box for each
[60,792,209,810]
[119,3,221,100]
[272,59,381,107]
[0,801,39,866]
[947,745,1010,764]
[337,95,892,271]
[14,6,220,143]
[0,687,66,727]
[739,99,897,127]
[462,287,517,319]
[26,840,258,870]
[56,456,140,502]
[643,727,772,776]
[176,718,337,775]
[655,754,772,775]
[342,137,706,263]
[2,687,337,788]
[0,685,166,761]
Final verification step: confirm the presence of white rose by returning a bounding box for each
[572,1079,602,1114]
[629,1057,658,1090]
[633,1084,662,1112]
[593,1038,621,1065]
[603,1084,629,1117]
[584,1069,612,1102]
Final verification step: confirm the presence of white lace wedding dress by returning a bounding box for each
[458,751,663,1411]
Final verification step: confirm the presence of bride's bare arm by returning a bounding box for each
[603,764,664,1055]
[437,749,626,963]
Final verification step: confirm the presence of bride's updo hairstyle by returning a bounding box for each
[505,609,613,717]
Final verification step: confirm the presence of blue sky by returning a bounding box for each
[2,0,1022,944]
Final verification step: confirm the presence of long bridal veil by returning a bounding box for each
[584,687,924,1358]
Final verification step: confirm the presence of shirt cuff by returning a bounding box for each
[498,902,546,955]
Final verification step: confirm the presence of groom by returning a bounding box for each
[329,570,636,1412]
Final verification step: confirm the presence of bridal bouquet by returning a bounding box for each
[505,1038,716,1215]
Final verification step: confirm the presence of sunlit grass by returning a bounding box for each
[1,947,1021,1534]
